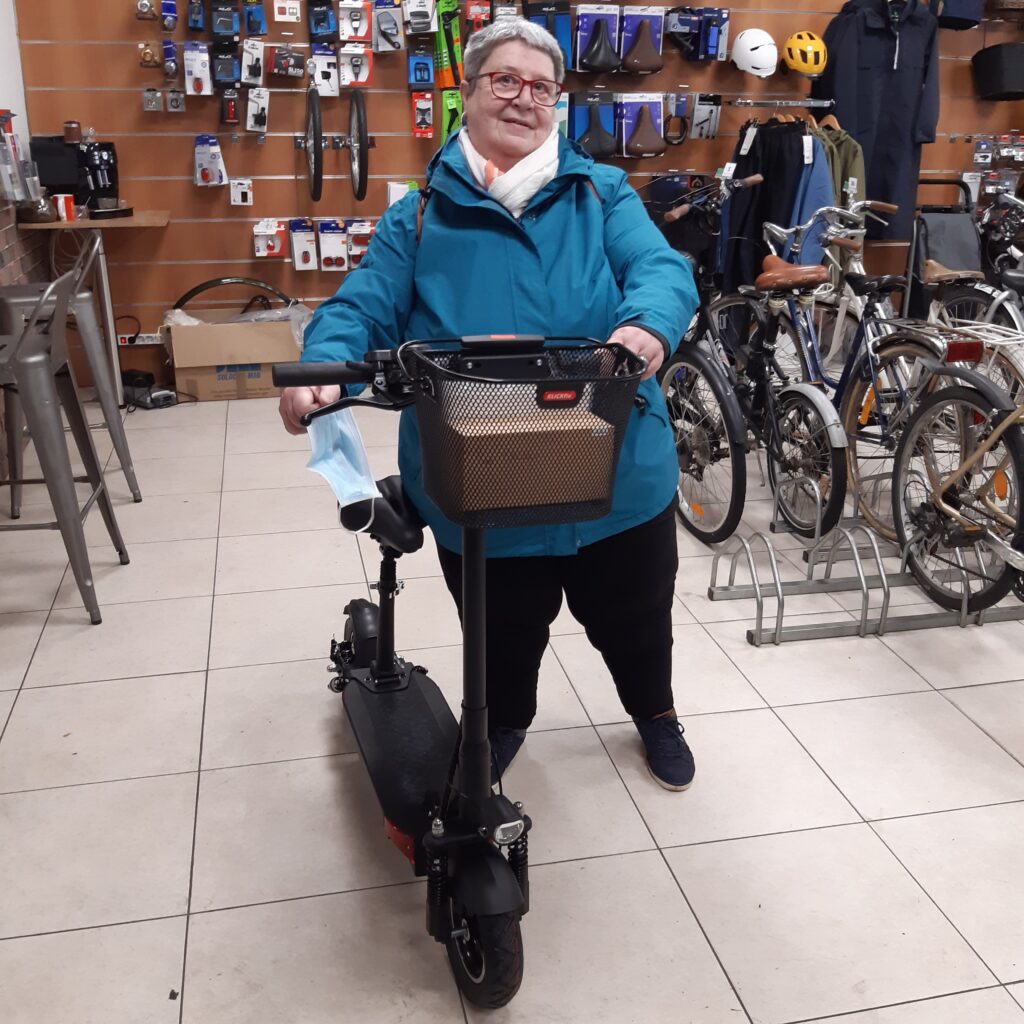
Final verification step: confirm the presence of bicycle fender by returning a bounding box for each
[450,846,525,918]
[918,359,1017,412]
[779,382,849,448]
[683,345,748,446]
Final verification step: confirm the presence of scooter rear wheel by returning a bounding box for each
[446,904,524,1008]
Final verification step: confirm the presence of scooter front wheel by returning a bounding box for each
[446,904,524,1008]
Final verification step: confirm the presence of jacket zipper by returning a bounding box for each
[893,32,899,70]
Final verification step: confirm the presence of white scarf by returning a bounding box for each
[458,126,561,219]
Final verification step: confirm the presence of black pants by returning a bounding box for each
[436,503,679,730]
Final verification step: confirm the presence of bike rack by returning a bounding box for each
[708,524,1024,647]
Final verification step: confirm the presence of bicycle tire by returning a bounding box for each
[306,86,324,202]
[348,89,369,202]
[936,283,1021,330]
[839,337,938,540]
[172,277,295,310]
[709,293,808,385]
[766,390,847,538]
[892,385,1024,613]
[660,345,747,544]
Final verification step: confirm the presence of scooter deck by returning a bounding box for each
[343,668,459,838]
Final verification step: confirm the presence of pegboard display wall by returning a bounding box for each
[14,0,1024,383]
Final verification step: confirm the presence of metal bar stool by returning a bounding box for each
[0,250,129,625]
[0,234,142,518]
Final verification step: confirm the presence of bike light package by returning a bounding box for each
[289,218,318,270]
[619,7,664,68]
[253,218,287,257]
[412,91,434,137]
[230,177,253,205]
[338,0,373,40]
[403,0,437,34]
[575,5,620,72]
[309,0,340,41]
[246,87,270,131]
[408,37,435,86]
[193,134,228,186]
[524,2,571,70]
[434,0,464,89]
[614,93,664,157]
[318,219,349,270]
[338,44,373,86]
[373,0,405,52]
[467,0,492,33]
[269,45,305,77]
[312,43,341,96]
[184,41,213,95]
[243,0,268,34]
[347,219,376,267]
[242,38,264,84]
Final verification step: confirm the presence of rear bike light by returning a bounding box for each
[944,339,985,364]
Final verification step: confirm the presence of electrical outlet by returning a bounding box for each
[118,332,163,346]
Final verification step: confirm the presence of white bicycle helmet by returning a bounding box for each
[731,28,778,78]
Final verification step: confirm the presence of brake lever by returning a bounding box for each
[299,391,414,428]
[865,209,890,228]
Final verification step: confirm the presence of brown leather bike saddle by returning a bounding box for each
[625,104,666,157]
[755,254,829,292]
[579,19,621,73]
[621,19,663,74]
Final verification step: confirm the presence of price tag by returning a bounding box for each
[803,134,814,165]
[739,124,757,156]
[721,162,736,180]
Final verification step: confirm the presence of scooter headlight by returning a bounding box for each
[494,819,525,846]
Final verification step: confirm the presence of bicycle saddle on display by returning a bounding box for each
[625,104,666,157]
[1000,266,1024,294]
[580,20,621,73]
[845,273,906,297]
[754,254,829,291]
[578,103,618,158]
[621,19,663,74]
[339,475,425,553]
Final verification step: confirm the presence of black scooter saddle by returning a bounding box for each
[1001,266,1024,295]
[339,475,425,553]
[845,273,906,297]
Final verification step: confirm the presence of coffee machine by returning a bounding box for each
[30,135,133,219]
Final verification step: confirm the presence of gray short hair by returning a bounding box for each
[463,17,565,85]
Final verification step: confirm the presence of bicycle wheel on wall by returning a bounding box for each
[348,90,369,202]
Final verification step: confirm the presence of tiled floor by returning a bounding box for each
[3,395,1024,1024]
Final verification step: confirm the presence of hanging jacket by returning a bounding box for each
[812,0,939,239]
[820,126,867,207]
[301,131,698,557]
[788,135,837,265]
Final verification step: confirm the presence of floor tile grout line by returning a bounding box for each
[865,819,1004,986]
[0,912,188,945]
[176,410,229,1024]
[777,982,1010,1024]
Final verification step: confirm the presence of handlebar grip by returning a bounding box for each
[831,236,863,251]
[737,174,764,189]
[867,201,899,213]
[664,202,692,223]
[272,361,373,388]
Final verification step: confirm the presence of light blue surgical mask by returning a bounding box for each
[306,408,380,516]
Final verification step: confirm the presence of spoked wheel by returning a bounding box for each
[766,392,847,537]
[659,345,747,543]
[348,89,368,202]
[446,902,524,1009]
[936,284,1021,331]
[892,385,1024,612]
[305,85,324,202]
[839,338,938,540]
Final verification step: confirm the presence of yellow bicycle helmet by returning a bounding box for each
[783,31,827,77]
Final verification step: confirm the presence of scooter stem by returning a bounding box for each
[374,549,402,681]
[460,527,492,810]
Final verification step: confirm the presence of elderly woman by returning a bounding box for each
[280,17,699,790]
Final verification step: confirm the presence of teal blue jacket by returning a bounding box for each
[301,132,698,556]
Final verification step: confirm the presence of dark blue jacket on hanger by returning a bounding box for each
[812,0,939,239]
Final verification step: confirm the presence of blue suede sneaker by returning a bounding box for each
[489,727,527,787]
[633,712,695,791]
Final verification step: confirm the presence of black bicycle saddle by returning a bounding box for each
[578,102,618,159]
[845,273,906,297]
[1001,266,1024,295]
[580,20,621,73]
[340,475,425,553]
[621,18,663,74]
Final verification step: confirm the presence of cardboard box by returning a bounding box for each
[441,409,613,512]
[164,310,299,400]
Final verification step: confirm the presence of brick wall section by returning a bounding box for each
[0,197,47,478]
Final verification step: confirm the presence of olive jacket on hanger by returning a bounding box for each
[811,0,939,239]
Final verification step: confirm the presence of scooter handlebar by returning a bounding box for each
[272,360,374,388]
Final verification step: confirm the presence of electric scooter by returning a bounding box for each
[272,336,644,1007]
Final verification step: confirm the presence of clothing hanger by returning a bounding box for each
[806,113,819,130]
[818,113,841,131]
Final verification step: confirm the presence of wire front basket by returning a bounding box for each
[403,340,645,529]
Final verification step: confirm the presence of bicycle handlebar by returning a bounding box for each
[272,360,374,388]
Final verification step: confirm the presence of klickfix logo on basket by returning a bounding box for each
[537,387,581,408]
